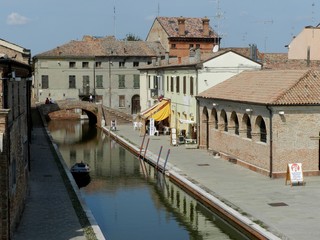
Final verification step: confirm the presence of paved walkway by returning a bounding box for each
[13,109,90,240]
[106,123,320,240]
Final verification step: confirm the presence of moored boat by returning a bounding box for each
[70,162,90,174]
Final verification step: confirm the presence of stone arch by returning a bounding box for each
[255,115,267,143]
[210,108,218,129]
[39,100,99,126]
[220,109,228,132]
[200,106,209,149]
[241,113,252,139]
[230,111,239,135]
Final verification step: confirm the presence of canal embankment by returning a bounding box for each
[103,124,283,240]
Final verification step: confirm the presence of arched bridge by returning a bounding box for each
[38,100,103,127]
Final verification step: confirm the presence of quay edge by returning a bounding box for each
[102,126,282,240]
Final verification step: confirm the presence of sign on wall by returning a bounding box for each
[285,163,304,186]
[149,118,155,136]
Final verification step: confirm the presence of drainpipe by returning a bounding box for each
[266,105,273,178]
[195,66,199,146]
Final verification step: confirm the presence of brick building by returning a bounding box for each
[0,40,32,239]
[197,69,320,178]
[146,17,220,59]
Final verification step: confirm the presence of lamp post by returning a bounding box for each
[93,57,96,102]
[108,59,113,108]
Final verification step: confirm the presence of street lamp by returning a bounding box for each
[108,60,113,108]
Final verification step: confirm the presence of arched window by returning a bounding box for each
[220,110,228,132]
[211,108,218,129]
[230,111,239,135]
[242,114,252,139]
[256,116,267,143]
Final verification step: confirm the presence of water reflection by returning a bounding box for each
[48,120,249,240]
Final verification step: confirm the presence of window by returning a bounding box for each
[69,75,76,88]
[196,44,200,49]
[190,77,194,95]
[221,110,228,132]
[96,75,103,88]
[231,112,239,135]
[243,114,252,139]
[119,95,125,107]
[118,75,125,88]
[119,61,125,68]
[153,76,158,89]
[256,116,267,143]
[82,62,89,68]
[133,61,139,67]
[212,108,218,129]
[133,75,140,89]
[82,76,90,94]
[176,76,180,93]
[167,76,169,91]
[148,75,151,89]
[95,62,102,68]
[170,77,174,92]
[41,75,49,89]
[189,44,194,48]
[69,62,76,68]
[183,76,186,94]
[171,44,176,49]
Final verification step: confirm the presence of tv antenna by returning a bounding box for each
[255,19,273,52]
[113,0,116,37]
[214,0,225,38]
[312,3,315,26]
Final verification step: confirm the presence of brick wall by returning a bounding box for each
[199,101,320,178]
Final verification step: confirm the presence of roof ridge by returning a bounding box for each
[272,69,313,104]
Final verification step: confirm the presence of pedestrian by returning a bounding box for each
[89,94,93,102]
[45,97,50,104]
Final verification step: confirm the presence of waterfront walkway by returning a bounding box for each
[13,109,104,240]
[106,123,320,240]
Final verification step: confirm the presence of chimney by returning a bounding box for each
[202,17,210,36]
[178,17,186,36]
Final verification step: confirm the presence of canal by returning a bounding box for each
[48,119,249,240]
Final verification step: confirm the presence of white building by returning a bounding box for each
[139,50,261,139]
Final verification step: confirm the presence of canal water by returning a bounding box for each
[48,120,249,240]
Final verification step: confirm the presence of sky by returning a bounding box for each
[1,0,319,55]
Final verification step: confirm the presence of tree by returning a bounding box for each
[123,33,142,41]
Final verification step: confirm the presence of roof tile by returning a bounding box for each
[198,69,320,105]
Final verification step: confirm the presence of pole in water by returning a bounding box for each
[156,146,163,170]
[163,149,170,172]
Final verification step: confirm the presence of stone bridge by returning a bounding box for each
[37,100,133,128]
[38,100,103,127]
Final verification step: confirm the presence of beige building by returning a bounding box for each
[0,39,32,240]
[33,36,165,114]
[288,25,320,61]
[198,69,320,178]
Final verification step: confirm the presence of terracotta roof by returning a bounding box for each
[35,36,165,58]
[156,17,218,39]
[198,69,320,105]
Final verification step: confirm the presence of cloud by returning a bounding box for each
[7,12,29,25]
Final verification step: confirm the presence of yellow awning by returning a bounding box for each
[141,99,170,121]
